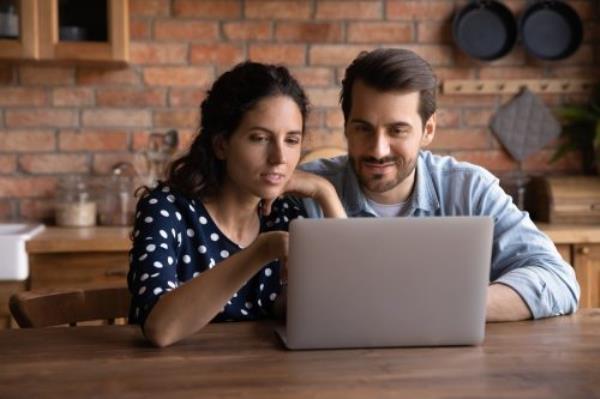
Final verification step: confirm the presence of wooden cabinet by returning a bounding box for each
[0,0,128,63]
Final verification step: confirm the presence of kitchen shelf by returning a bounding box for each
[442,79,597,95]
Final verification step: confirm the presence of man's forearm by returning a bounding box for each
[486,283,532,322]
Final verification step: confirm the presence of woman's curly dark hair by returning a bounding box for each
[165,62,309,200]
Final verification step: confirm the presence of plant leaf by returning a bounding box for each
[595,120,600,149]
[556,106,597,122]
[550,140,579,163]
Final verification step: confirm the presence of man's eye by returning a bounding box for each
[355,125,371,133]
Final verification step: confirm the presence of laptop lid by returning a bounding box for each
[281,216,493,350]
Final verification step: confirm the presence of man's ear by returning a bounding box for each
[421,113,436,147]
[213,135,228,160]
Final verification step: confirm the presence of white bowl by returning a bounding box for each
[0,224,45,281]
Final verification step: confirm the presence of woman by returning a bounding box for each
[128,62,346,347]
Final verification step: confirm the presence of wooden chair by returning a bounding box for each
[9,285,131,328]
[300,147,347,165]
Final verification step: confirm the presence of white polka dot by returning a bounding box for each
[208,258,215,268]
[257,299,262,307]
[275,218,280,224]
[189,204,195,212]
[193,272,200,278]
[269,293,277,301]
[150,273,160,278]
[134,230,140,237]
[145,237,153,241]
[241,309,248,316]
[162,186,170,193]
[144,216,153,223]
[159,230,168,239]
[297,215,304,219]
[220,250,229,259]
[167,281,176,288]
[160,209,169,217]
[171,228,176,238]
[264,268,272,277]
[186,228,195,237]
[210,233,219,241]
[136,211,141,219]
[140,273,149,281]
[283,202,289,208]
[146,244,156,252]
[153,261,163,268]
[175,212,182,221]
[183,255,191,264]
[233,293,237,297]
[245,302,253,309]
[138,286,146,295]
[167,194,175,203]
[199,216,207,224]
[283,216,289,222]
[138,253,148,261]
[167,256,174,265]
[160,243,168,249]
[153,287,163,295]
[148,198,158,204]
[198,245,207,254]
[259,283,264,291]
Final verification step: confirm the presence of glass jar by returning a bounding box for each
[54,176,97,227]
[98,175,135,226]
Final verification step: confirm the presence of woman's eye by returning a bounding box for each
[286,136,301,145]
[250,135,269,142]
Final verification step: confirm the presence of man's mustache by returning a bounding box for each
[359,156,398,164]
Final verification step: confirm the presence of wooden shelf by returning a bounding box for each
[442,79,597,95]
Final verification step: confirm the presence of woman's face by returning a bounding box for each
[217,95,304,201]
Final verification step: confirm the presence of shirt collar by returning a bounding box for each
[342,152,440,216]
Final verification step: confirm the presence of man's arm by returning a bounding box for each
[486,283,532,322]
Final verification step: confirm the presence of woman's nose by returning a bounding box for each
[268,141,286,165]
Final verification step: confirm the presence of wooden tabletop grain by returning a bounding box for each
[1,309,599,399]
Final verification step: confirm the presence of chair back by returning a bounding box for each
[9,285,130,328]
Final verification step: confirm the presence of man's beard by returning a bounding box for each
[350,155,417,194]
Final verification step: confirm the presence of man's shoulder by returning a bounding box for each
[298,155,349,178]
[421,151,497,187]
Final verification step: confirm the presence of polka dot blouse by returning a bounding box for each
[127,183,306,326]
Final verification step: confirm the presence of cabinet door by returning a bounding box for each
[37,0,128,62]
[555,244,572,264]
[573,244,600,308]
[0,0,38,59]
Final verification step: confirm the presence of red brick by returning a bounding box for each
[130,0,170,16]
[92,153,146,175]
[249,44,306,66]
[289,67,334,87]
[153,109,199,128]
[223,21,272,41]
[0,66,14,84]
[305,88,340,107]
[347,22,413,43]
[310,45,373,66]
[245,0,311,19]
[456,47,526,67]
[173,0,240,18]
[168,88,206,107]
[96,88,166,107]
[130,43,188,65]
[302,128,347,151]
[402,44,454,66]
[82,109,152,127]
[325,109,344,128]
[0,130,56,152]
[154,20,219,41]
[0,200,15,221]
[276,22,343,43]
[19,66,75,85]
[418,21,452,43]
[0,88,47,106]
[130,18,151,40]
[143,66,214,87]
[570,1,595,21]
[315,1,382,20]
[0,155,16,174]
[59,130,129,151]
[18,199,55,222]
[550,44,594,66]
[387,1,455,21]
[438,94,498,108]
[0,177,57,198]
[464,109,494,127]
[305,110,324,128]
[435,108,460,128]
[450,150,516,173]
[52,88,95,106]
[522,149,582,173]
[479,66,543,79]
[428,128,491,151]
[190,44,245,66]
[434,67,475,80]
[77,68,141,85]
[6,109,78,128]
[19,154,89,174]
[133,128,197,152]
[547,67,600,79]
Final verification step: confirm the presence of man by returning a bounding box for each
[301,48,579,321]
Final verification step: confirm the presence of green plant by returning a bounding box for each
[551,86,600,175]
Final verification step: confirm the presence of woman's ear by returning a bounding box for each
[213,135,228,160]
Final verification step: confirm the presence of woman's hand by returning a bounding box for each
[253,231,289,264]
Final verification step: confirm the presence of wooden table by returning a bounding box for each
[1,310,599,399]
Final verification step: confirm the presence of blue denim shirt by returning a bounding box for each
[300,150,579,319]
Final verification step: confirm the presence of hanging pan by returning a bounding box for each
[520,0,583,60]
[453,0,518,61]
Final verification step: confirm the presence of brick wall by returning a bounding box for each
[0,0,598,222]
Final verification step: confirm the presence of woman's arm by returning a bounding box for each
[143,231,287,347]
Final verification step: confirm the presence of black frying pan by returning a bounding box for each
[520,1,583,60]
[453,0,518,61]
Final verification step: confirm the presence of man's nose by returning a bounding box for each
[370,131,390,159]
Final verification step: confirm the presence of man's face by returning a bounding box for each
[345,80,435,201]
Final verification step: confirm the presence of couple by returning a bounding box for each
[128,48,579,347]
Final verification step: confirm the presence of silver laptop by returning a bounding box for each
[276,216,493,350]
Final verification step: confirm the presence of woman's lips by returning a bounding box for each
[261,172,286,184]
